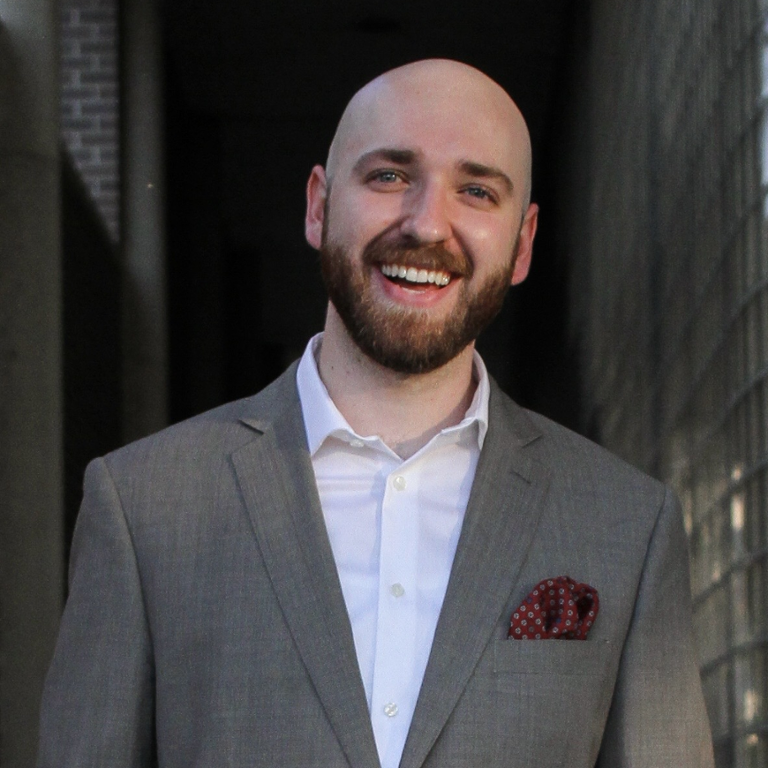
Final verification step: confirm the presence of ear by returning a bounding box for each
[305,165,328,251]
[510,202,538,286]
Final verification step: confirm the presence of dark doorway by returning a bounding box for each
[162,0,581,429]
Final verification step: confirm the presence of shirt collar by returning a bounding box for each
[296,333,489,456]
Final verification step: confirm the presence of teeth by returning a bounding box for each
[380,263,452,286]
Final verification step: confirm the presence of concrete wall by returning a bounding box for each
[0,1,64,764]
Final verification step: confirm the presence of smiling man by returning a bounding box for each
[39,60,714,768]
[309,62,536,392]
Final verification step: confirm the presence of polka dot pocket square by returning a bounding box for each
[508,576,599,640]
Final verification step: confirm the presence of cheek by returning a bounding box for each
[326,197,393,251]
[340,187,411,232]
[455,205,517,247]
[463,223,518,269]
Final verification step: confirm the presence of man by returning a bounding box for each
[39,60,714,767]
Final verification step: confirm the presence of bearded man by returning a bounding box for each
[38,60,714,768]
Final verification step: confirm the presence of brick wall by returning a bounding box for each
[60,0,120,241]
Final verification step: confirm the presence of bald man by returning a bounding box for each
[38,60,714,768]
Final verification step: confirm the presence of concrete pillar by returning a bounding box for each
[120,0,168,441]
[0,0,64,764]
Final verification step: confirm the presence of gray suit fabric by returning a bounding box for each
[38,365,714,767]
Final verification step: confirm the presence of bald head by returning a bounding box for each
[326,59,532,207]
[304,58,539,376]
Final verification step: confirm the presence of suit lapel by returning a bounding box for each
[400,387,550,768]
[232,372,380,768]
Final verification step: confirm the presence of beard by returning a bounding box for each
[320,228,519,375]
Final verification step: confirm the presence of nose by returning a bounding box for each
[400,181,451,244]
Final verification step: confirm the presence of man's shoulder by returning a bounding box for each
[100,363,300,478]
[489,384,667,502]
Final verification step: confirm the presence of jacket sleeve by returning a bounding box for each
[37,457,155,767]
[597,487,715,767]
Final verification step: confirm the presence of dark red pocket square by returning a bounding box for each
[508,576,599,640]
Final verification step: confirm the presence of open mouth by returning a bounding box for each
[379,263,453,289]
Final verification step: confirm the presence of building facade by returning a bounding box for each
[1,0,766,765]
[564,0,768,765]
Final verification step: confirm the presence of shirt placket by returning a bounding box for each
[370,463,420,768]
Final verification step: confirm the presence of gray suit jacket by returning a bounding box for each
[38,365,714,767]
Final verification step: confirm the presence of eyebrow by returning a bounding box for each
[351,148,515,195]
[352,148,417,174]
[458,160,514,195]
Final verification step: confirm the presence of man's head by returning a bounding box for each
[305,59,538,374]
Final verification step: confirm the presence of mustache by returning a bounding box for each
[362,235,473,278]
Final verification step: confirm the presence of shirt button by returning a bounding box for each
[392,475,406,491]
[383,702,399,717]
[390,583,405,598]
[349,439,364,448]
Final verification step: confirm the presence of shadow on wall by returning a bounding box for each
[61,152,122,565]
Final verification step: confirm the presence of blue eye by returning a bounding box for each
[374,170,400,183]
[466,186,490,199]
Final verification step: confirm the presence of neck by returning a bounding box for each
[317,307,477,459]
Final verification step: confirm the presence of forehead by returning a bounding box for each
[333,78,524,178]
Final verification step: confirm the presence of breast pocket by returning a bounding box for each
[444,638,618,767]
[455,639,617,766]
[494,637,614,678]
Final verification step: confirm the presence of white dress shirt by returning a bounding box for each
[296,334,489,768]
